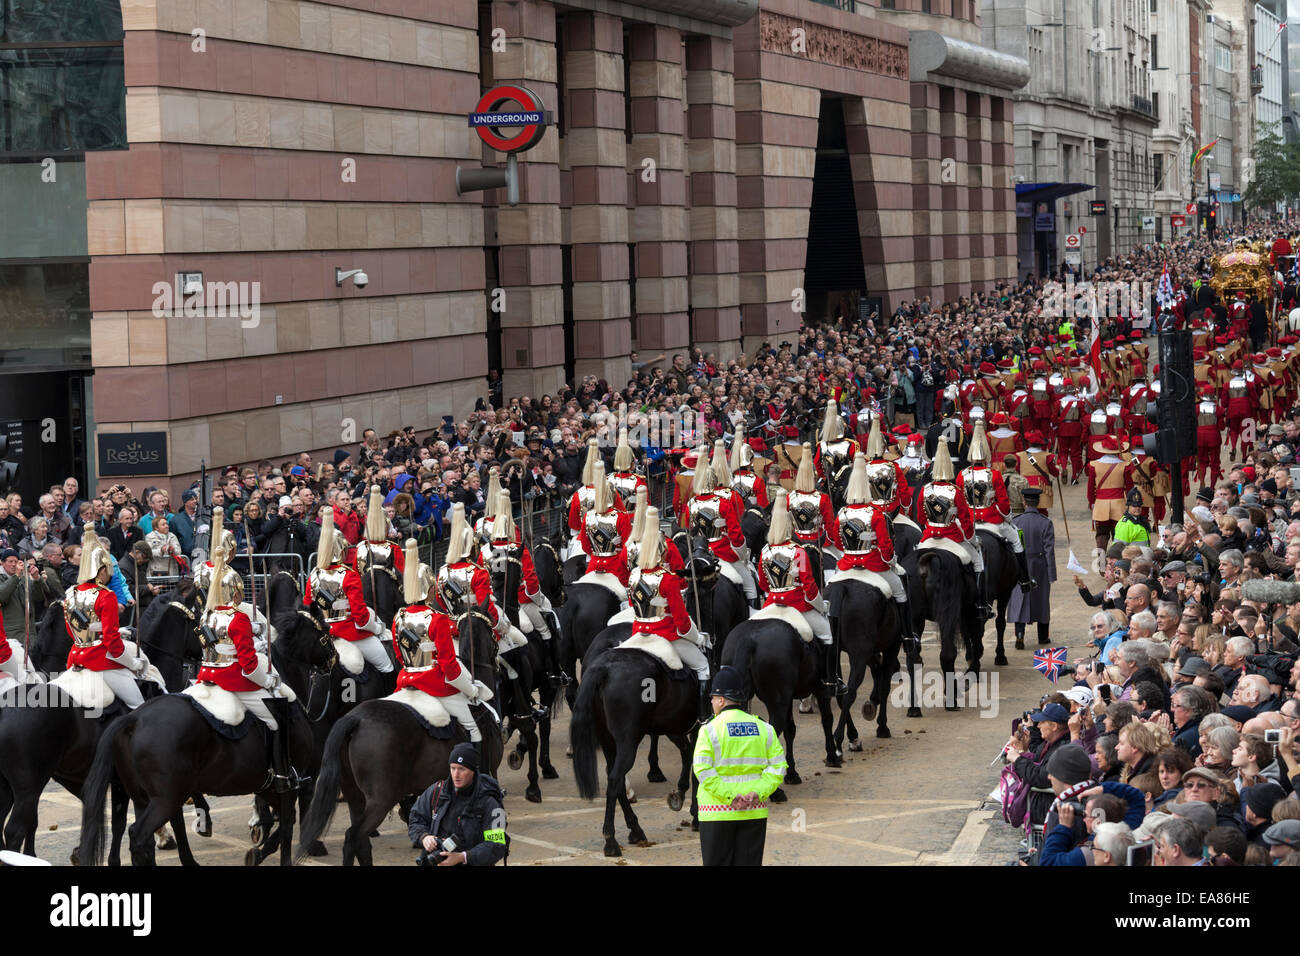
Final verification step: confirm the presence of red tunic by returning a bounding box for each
[955,468,1011,524]
[631,569,693,640]
[196,608,262,692]
[0,617,10,664]
[694,493,746,562]
[611,473,647,510]
[791,491,839,548]
[733,470,770,508]
[833,503,895,573]
[65,584,126,672]
[304,565,373,642]
[581,509,633,559]
[758,546,818,612]
[586,546,631,586]
[353,541,406,574]
[392,607,463,698]
[917,484,974,544]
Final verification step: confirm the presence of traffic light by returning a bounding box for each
[1207,201,1218,238]
[1141,330,1197,465]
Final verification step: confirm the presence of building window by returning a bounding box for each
[1151,34,1157,70]
[1215,43,1232,72]
[0,0,126,155]
[1153,152,1162,189]
[881,0,895,9]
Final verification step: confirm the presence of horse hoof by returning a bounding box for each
[250,826,263,845]
[770,788,788,803]
[877,726,891,739]
[307,841,327,857]
[566,746,573,758]
[507,750,524,771]
[69,848,80,866]
[156,833,176,851]
[994,654,1008,666]
[784,770,802,785]
[824,754,842,768]
[1013,639,1024,651]
[369,829,380,838]
[646,768,667,783]
[860,701,877,721]
[541,765,559,780]
[627,788,637,803]
[847,738,863,752]
[907,707,923,718]
[667,791,684,812]
[525,787,542,804]
[628,827,648,845]
[798,698,814,714]
[604,840,622,858]
[244,848,259,867]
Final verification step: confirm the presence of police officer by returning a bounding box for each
[693,664,788,866]
[407,742,507,866]
[1113,488,1152,546]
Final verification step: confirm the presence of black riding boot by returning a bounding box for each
[266,698,300,794]
[896,599,920,661]
[822,640,845,695]
[1014,549,1037,593]
[973,569,993,622]
[698,679,713,723]
[1014,622,1026,650]
[542,634,571,686]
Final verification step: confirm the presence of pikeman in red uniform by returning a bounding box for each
[1027,360,1056,439]
[1054,379,1087,483]
[1221,359,1262,456]
[1194,382,1224,486]
[196,546,300,791]
[626,507,711,718]
[582,461,633,587]
[391,539,485,743]
[1228,293,1250,341]
[729,424,769,509]
[1123,379,1157,452]
[64,527,153,708]
[305,507,393,675]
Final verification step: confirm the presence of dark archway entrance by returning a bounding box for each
[803,95,867,327]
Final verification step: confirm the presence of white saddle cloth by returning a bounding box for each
[830,567,894,598]
[916,537,972,565]
[181,682,247,726]
[51,668,116,712]
[749,603,814,642]
[332,638,365,675]
[717,561,745,589]
[616,632,683,670]
[608,605,635,626]
[384,687,451,726]
[575,572,628,602]
[893,514,921,533]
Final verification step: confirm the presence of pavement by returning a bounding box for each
[28,471,1107,867]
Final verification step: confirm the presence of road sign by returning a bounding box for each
[1065,234,1081,249]
[1186,202,1197,214]
[468,85,552,153]
[1141,215,1156,230]
[1078,226,1087,234]
[1064,250,1082,265]
[1171,214,1186,227]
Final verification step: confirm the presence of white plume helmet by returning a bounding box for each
[483,467,501,521]
[820,399,844,443]
[794,442,816,493]
[767,489,793,545]
[491,490,516,542]
[730,425,754,471]
[864,415,886,459]
[637,506,664,571]
[317,507,338,569]
[444,503,470,565]
[968,420,990,465]
[402,538,423,606]
[590,461,610,513]
[205,545,229,613]
[365,484,386,542]
[210,507,225,562]
[844,453,870,505]
[581,438,601,486]
[691,445,716,496]
[931,439,955,483]
[710,439,732,487]
[77,523,100,583]
[614,427,634,471]
[630,485,649,541]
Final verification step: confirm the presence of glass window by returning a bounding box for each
[0,0,123,43]
[0,47,126,153]
[0,261,91,370]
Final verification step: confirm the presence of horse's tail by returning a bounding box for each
[920,552,961,638]
[727,627,757,699]
[79,716,131,867]
[296,709,361,857]
[569,662,607,800]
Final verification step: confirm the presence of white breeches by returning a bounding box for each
[100,668,145,709]
[673,637,711,682]
[0,640,26,681]
[803,609,833,645]
[235,693,280,731]
[880,569,908,603]
[352,634,395,673]
[521,603,552,641]
[727,559,758,599]
[499,625,529,654]
[561,531,581,562]
[989,522,1023,553]
[439,693,482,742]
[962,538,985,573]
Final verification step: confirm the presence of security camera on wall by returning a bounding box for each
[352,271,369,288]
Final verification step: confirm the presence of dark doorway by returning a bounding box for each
[803,95,868,327]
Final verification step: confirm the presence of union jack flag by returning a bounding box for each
[1033,646,1068,683]
[1156,264,1175,309]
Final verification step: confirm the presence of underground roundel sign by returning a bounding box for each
[468,85,552,153]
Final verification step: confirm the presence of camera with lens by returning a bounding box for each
[416,835,459,866]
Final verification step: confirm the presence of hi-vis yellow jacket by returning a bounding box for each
[693,707,787,822]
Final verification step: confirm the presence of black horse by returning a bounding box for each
[670,530,748,668]
[77,591,338,867]
[826,574,907,746]
[294,604,504,866]
[721,618,839,797]
[902,547,983,710]
[570,639,699,857]
[557,580,621,709]
[975,528,1019,666]
[740,504,771,565]
[531,534,565,607]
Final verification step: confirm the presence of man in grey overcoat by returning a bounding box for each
[1007,486,1055,648]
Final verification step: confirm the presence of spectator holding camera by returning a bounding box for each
[407,743,507,866]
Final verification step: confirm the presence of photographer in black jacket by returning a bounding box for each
[407,743,507,866]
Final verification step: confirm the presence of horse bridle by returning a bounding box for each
[454,608,496,680]
[296,607,339,723]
